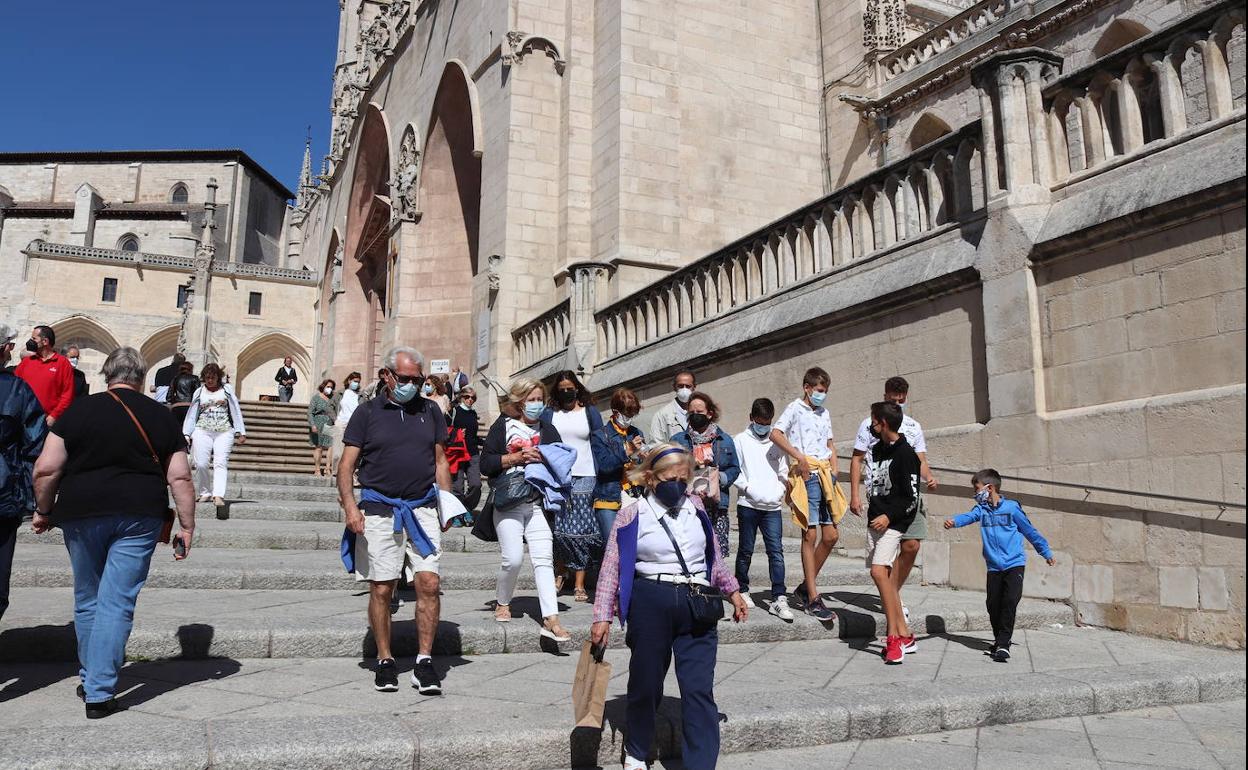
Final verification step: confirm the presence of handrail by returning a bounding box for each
[835,454,1245,510]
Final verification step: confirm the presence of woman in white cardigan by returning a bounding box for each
[181,363,246,505]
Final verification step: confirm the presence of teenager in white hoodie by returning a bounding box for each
[732,398,794,621]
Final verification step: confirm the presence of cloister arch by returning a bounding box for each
[235,331,313,402]
[138,324,181,392]
[51,314,121,393]
[908,113,954,152]
[1094,19,1152,58]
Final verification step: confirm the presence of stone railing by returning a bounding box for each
[593,122,985,361]
[512,299,571,370]
[879,0,1027,84]
[1042,1,1246,184]
[24,240,319,285]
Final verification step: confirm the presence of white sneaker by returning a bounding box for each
[769,595,795,622]
[741,592,756,609]
[623,754,648,770]
[902,604,910,623]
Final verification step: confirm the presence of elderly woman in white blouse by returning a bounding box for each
[591,443,748,770]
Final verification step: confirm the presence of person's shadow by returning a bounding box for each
[0,623,241,707]
[567,694,718,769]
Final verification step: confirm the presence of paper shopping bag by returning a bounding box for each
[572,641,612,728]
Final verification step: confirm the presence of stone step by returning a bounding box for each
[0,628,1239,770]
[9,546,911,593]
[0,583,1066,662]
[228,460,319,475]
[228,470,336,487]
[228,482,341,502]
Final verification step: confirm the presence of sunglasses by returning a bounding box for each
[391,374,424,385]
[461,395,477,402]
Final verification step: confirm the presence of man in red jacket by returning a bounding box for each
[15,325,75,426]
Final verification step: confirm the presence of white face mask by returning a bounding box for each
[615,412,632,428]
[323,387,334,396]
[69,357,79,368]
[675,387,693,404]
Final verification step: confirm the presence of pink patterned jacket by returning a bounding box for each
[592,494,740,625]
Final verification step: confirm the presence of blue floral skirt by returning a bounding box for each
[553,477,601,571]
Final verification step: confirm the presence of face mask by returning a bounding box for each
[809,391,827,408]
[687,413,711,432]
[349,381,360,391]
[523,401,545,420]
[422,383,434,396]
[69,357,79,368]
[323,387,334,396]
[653,479,688,509]
[614,412,632,428]
[25,339,38,353]
[899,402,908,414]
[458,402,473,411]
[556,389,577,406]
[675,387,693,404]
[750,422,770,438]
[391,382,418,403]
[869,423,882,439]
[975,489,992,506]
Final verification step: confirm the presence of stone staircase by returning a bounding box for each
[230,400,315,474]
[2,471,1243,770]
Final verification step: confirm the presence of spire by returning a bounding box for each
[197,178,218,257]
[296,130,314,210]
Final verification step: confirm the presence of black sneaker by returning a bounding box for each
[76,684,85,701]
[991,647,1011,663]
[374,658,399,691]
[806,596,835,622]
[411,658,442,695]
[85,698,123,719]
[790,586,809,611]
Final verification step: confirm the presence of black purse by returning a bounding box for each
[655,513,725,626]
[471,488,498,542]
[492,469,538,508]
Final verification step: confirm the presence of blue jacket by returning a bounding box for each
[951,497,1052,572]
[0,373,47,519]
[525,442,576,513]
[672,427,741,506]
[590,421,644,505]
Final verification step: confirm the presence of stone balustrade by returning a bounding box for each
[878,0,1028,85]
[593,123,986,362]
[512,298,571,370]
[1043,2,1246,184]
[23,239,319,285]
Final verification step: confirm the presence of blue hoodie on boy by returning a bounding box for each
[949,498,1052,572]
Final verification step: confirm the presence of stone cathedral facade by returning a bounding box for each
[298,0,1244,646]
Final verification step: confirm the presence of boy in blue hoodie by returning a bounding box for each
[944,468,1055,662]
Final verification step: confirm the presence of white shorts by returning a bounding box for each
[353,507,441,582]
[865,526,903,568]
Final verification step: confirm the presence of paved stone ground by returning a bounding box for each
[647,699,1247,769]
[0,626,1242,769]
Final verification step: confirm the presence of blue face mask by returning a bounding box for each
[809,391,827,408]
[349,381,360,391]
[391,382,418,403]
[750,422,771,438]
[523,401,545,420]
[654,480,688,509]
[975,489,992,506]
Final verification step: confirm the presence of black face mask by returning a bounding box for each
[869,423,882,439]
[25,339,39,353]
[688,413,711,432]
[556,389,577,406]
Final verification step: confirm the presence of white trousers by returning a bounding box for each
[192,428,234,498]
[495,501,558,618]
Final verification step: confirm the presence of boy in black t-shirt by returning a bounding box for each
[864,401,920,665]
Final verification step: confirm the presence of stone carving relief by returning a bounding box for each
[502,31,567,75]
[864,0,908,50]
[393,127,422,222]
[331,243,345,295]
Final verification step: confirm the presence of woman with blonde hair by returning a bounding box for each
[479,377,571,642]
[590,443,748,770]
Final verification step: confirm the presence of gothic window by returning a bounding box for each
[177,285,190,309]
[118,234,140,252]
[248,292,263,316]
[101,277,118,303]
[170,183,189,204]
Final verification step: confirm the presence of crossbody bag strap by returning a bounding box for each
[653,508,694,578]
[106,390,161,467]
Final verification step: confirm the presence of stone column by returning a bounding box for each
[566,261,612,373]
[973,49,1064,204]
[70,183,103,248]
[180,179,219,370]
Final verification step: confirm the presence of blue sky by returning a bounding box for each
[0,1,340,193]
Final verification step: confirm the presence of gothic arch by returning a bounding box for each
[139,323,181,390]
[429,60,484,158]
[50,314,121,354]
[234,331,313,402]
[341,103,393,375]
[1094,19,1152,58]
[908,113,953,152]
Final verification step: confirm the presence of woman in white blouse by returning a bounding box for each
[181,363,246,506]
[591,444,747,770]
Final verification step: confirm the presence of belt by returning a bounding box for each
[638,572,710,586]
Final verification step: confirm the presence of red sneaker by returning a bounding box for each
[901,635,917,654]
[884,635,905,664]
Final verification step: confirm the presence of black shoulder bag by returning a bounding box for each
[654,511,725,626]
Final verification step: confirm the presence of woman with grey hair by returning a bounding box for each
[479,377,572,642]
[32,346,196,719]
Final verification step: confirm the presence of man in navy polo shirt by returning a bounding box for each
[338,346,451,694]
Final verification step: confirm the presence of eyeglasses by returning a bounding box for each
[461,396,477,402]
[392,374,424,385]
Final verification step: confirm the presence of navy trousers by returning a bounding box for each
[624,576,720,770]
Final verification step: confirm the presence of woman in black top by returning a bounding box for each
[448,386,482,510]
[32,347,196,719]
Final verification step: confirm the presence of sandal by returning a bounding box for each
[554,572,566,594]
[573,587,589,603]
[540,620,571,642]
[494,604,512,623]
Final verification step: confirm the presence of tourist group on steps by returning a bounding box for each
[0,329,1056,770]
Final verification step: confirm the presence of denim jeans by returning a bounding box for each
[60,514,162,703]
[734,506,786,598]
[595,506,619,546]
[805,477,833,527]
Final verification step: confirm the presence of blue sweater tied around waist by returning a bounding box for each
[340,486,440,573]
